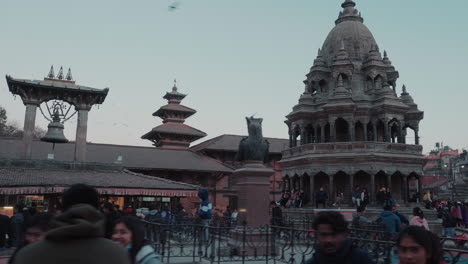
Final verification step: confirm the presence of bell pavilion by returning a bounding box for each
[279,0,425,203]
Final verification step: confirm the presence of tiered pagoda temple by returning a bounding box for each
[142,81,207,149]
[279,0,425,203]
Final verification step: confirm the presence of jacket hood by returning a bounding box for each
[46,204,105,241]
[198,189,209,200]
[380,211,394,217]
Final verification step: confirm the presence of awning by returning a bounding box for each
[0,186,198,197]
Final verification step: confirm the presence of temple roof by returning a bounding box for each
[142,123,207,138]
[153,104,196,118]
[0,137,232,173]
[6,76,107,94]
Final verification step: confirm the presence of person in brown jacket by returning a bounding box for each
[13,184,130,264]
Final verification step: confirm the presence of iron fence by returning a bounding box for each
[142,218,468,264]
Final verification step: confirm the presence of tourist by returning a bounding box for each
[231,208,238,228]
[315,187,328,209]
[270,201,283,227]
[376,205,401,234]
[392,206,409,228]
[361,188,370,208]
[144,205,160,223]
[9,204,25,248]
[384,188,395,207]
[112,216,161,264]
[352,186,361,207]
[101,201,119,239]
[13,184,130,264]
[377,187,386,205]
[0,211,9,250]
[198,189,212,242]
[396,226,443,264]
[450,202,463,227]
[306,211,374,264]
[8,212,54,264]
[298,189,308,208]
[441,207,456,237]
[410,207,429,230]
[333,189,344,208]
[423,191,432,209]
[351,206,370,227]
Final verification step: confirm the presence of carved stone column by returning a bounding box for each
[402,174,408,203]
[386,173,391,190]
[22,103,38,159]
[363,122,368,142]
[320,125,325,143]
[384,120,390,142]
[349,173,354,203]
[372,122,378,142]
[330,121,336,143]
[74,107,90,162]
[415,128,420,145]
[349,121,355,142]
[329,174,334,200]
[370,174,376,203]
[314,126,319,143]
[310,174,315,203]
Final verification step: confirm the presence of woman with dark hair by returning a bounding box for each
[8,212,54,264]
[112,216,161,264]
[410,207,429,230]
[397,226,444,264]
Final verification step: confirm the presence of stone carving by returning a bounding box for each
[236,116,269,162]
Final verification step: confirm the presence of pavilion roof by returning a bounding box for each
[191,134,289,154]
[6,76,107,94]
[153,104,196,117]
[142,123,207,138]
[0,160,198,196]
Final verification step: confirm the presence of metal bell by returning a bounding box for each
[41,110,68,144]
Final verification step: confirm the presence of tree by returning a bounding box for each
[0,105,46,139]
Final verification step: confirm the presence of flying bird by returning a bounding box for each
[168,1,179,11]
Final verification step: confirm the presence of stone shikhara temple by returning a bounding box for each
[280,0,425,203]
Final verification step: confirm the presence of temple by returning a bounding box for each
[141,80,207,149]
[280,0,425,203]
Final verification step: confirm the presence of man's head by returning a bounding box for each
[62,184,99,211]
[313,211,348,255]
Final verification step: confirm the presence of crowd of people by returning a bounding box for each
[0,184,192,264]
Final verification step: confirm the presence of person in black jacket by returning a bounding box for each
[315,187,328,209]
[0,212,9,250]
[306,211,374,264]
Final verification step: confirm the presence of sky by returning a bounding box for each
[0,0,467,154]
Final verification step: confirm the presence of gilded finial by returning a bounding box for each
[172,79,178,92]
[66,68,73,81]
[56,66,64,80]
[47,65,55,79]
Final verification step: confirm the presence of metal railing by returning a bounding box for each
[142,217,468,264]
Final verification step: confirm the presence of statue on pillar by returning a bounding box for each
[236,116,269,163]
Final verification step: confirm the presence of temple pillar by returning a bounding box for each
[370,174,375,203]
[314,126,319,143]
[74,108,89,162]
[300,128,306,145]
[386,174,391,190]
[22,103,38,159]
[309,174,315,203]
[289,130,293,148]
[363,122,368,142]
[417,176,423,202]
[384,120,389,142]
[349,121,355,142]
[329,174,334,199]
[330,122,336,142]
[320,125,325,143]
[402,175,408,203]
[415,129,420,145]
[372,123,378,142]
[349,173,354,203]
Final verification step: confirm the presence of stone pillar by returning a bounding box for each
[300,128,306,145]
[417,176,423,202]
[233,161,274,227]
[349,121,355,142]
[386,174,391,190]
[22,103,38,159]
[349,173,354,203]
[363,123,368,142]
[320,125,325,143]
[309,174,315,204]
[402,175,408,203]
[370,174,375,203]
[74,108,89,162]
[329,174,334,199]
[314,126,319,143]
[415,129,420,145]
[330,122,336,142]
[384,120,389,142]
[289,130,293,148]
[372,123,378,142]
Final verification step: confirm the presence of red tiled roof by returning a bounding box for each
[441,150,458,156]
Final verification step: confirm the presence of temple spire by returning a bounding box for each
[47,65,55,79]
[66,68,73,81]
[56,66,64,80]
[402,84,408,94]
[336,0,363,24]
[172,79,178,92]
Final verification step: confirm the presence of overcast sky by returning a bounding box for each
[1,0,467,154]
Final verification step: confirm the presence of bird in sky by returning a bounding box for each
[168,1,180,12]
